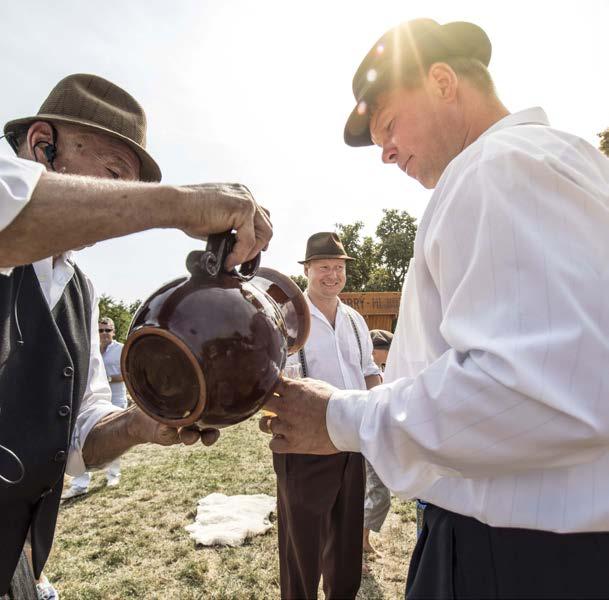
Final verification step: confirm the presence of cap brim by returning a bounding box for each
[4,115,162,182]
[298,254,356,264]
[344,104,374,147]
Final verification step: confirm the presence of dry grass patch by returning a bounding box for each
[48,416,416,599]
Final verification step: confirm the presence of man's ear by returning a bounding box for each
[25,121,56,165]
[427,62,458,102]
[303,263,309,277]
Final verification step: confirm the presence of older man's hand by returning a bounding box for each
[260,378,340,455]
[179,183,273,271]
[130,407,220,447]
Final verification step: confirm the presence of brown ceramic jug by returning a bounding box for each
[121,232,310,428]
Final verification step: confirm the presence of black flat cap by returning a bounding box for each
[344,19,491,147]
[370,329,393,349]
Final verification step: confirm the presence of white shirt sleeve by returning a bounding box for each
[0,156,45,275]
[327,148,609,499]
[354,311,382,379]
[66,279,122,476]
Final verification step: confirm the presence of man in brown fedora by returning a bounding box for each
[0,73,272,596]
[263,18,609,599]
[262,232,381,599]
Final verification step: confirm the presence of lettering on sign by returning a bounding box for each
[339,292,401,316]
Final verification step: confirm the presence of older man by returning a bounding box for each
[265,19,609,598]
[264,232,381,599]
[0,73,271,596]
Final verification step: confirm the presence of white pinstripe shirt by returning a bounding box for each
[327,108,609,532]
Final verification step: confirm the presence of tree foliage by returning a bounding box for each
[98,294,141,342]
[336,209,417,292]
[599,127,609,157]
[290,274,308,292]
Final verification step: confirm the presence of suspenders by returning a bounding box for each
[298,309,363,378]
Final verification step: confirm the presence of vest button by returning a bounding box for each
[58,405,71,417]
[63,366,74,377]
[54,450,67,462]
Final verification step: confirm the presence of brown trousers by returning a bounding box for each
[273,452,365,600]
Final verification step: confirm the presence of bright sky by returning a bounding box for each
[1,0,608,302]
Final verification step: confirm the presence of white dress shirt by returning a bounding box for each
[286,293,381,390]
[327,108,609,533]
[102,340,128,408]
[0,155,121,476]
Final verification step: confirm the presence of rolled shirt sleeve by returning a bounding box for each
[326,147,609,500]
[358,314,382,378]
[0,156,45,274]
[66,280,122,476]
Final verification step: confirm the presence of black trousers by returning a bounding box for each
[273,452,365,600]
[407,504,609,599]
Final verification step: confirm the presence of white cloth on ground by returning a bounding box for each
[185,493,276,547]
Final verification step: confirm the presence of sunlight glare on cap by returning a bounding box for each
[357,101,367,115]
[366,69,378,82]
[376,44,384,54]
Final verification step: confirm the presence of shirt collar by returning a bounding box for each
[304,290,345,325]
[479,107,550,141]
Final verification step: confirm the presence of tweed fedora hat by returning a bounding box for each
[344,19,491,147]
[4,73,161,182]
[298,232,355,264]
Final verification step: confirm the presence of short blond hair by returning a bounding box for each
[99,316,115,329]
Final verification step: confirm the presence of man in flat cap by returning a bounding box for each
[264,19,609,598]
[263,232,381,599]
[0,73,272,597]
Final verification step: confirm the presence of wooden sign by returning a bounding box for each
[339,292,401,331]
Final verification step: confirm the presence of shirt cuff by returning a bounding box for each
[0,157,45,229]
[326,389,369,452]
[364,364,383,377]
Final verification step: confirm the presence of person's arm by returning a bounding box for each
[0,167,272,270]
[359,313,382,389]
[365,375,382,389]
[81,405,219,468]
[267,148,609,497]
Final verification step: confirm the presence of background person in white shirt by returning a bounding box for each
[264,18,609,599]
[262,232,382,600]
[0,73,271,596]
[64,317,128,498]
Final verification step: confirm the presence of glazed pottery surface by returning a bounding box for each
[121,233,310,428]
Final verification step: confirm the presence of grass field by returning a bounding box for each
[48,415,417,599]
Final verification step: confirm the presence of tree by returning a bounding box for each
[336,221,377,292]
[98,294,141,342]
[335,209,417,292]
[374,209,417,291]
[290,275,308,291]
[599,127,609,157]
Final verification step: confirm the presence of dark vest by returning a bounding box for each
[0,263,91,594]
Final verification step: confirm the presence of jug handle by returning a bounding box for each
[186,231,260,280]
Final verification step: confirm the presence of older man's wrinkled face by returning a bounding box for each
[305,258,347,299]
[27,121,140,181]
[57,125,141,181]
[369,81,462,189]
